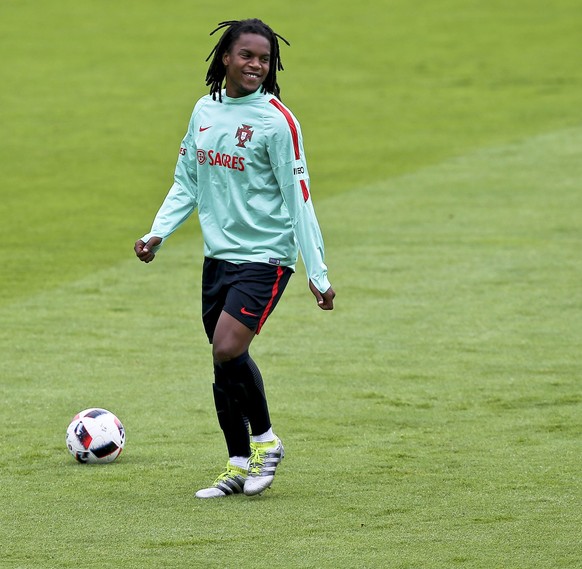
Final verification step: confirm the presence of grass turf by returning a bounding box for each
[1,0,582,305]
[1,0,581,567]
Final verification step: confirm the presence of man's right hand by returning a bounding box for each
[134,236,162,263]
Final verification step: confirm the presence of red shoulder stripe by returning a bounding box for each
[269,98,300,160]
[300,179,310,202]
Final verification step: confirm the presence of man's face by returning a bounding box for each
[223,33,271,98]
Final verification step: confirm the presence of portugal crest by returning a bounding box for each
[197,149,207,165]
[235,124,254,148]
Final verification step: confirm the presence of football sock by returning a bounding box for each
[213,364,251,458]
[251,428,275,443]
[219,351,272,437]
[246,354,267,398]
[229,456,250,470]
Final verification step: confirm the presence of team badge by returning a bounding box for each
[235,124,254,148]
[197,149,207,165]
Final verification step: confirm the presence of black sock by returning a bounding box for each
[213,363,250,458]
[218,351,272,437]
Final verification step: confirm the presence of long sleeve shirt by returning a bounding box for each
[142,88,330,293]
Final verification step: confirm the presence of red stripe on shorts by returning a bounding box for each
[256,266,284,334]
[269,98,300,160]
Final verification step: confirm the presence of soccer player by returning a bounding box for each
[134,19,335,498]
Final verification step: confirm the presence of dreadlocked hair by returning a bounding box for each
[205,19,290,102]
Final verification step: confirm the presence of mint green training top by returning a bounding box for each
[142,88,331,293]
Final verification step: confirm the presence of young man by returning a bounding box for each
[135,19,335,498]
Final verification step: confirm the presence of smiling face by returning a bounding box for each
[222,33,272,98]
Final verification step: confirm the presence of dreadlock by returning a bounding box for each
[205,19,290,102]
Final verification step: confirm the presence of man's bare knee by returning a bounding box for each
[212,342,240,364]
[212,311,255,364]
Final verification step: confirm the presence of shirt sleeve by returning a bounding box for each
[267,100,331,293]
[141,108,199,251]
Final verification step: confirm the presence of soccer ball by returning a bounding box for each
[66,408,125,464]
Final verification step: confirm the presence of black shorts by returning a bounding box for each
[201,258,293,342]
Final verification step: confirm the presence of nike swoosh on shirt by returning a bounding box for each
[240,307,258,317]
[199,126,212,132]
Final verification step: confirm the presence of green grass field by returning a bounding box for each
[1,1,581,567]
